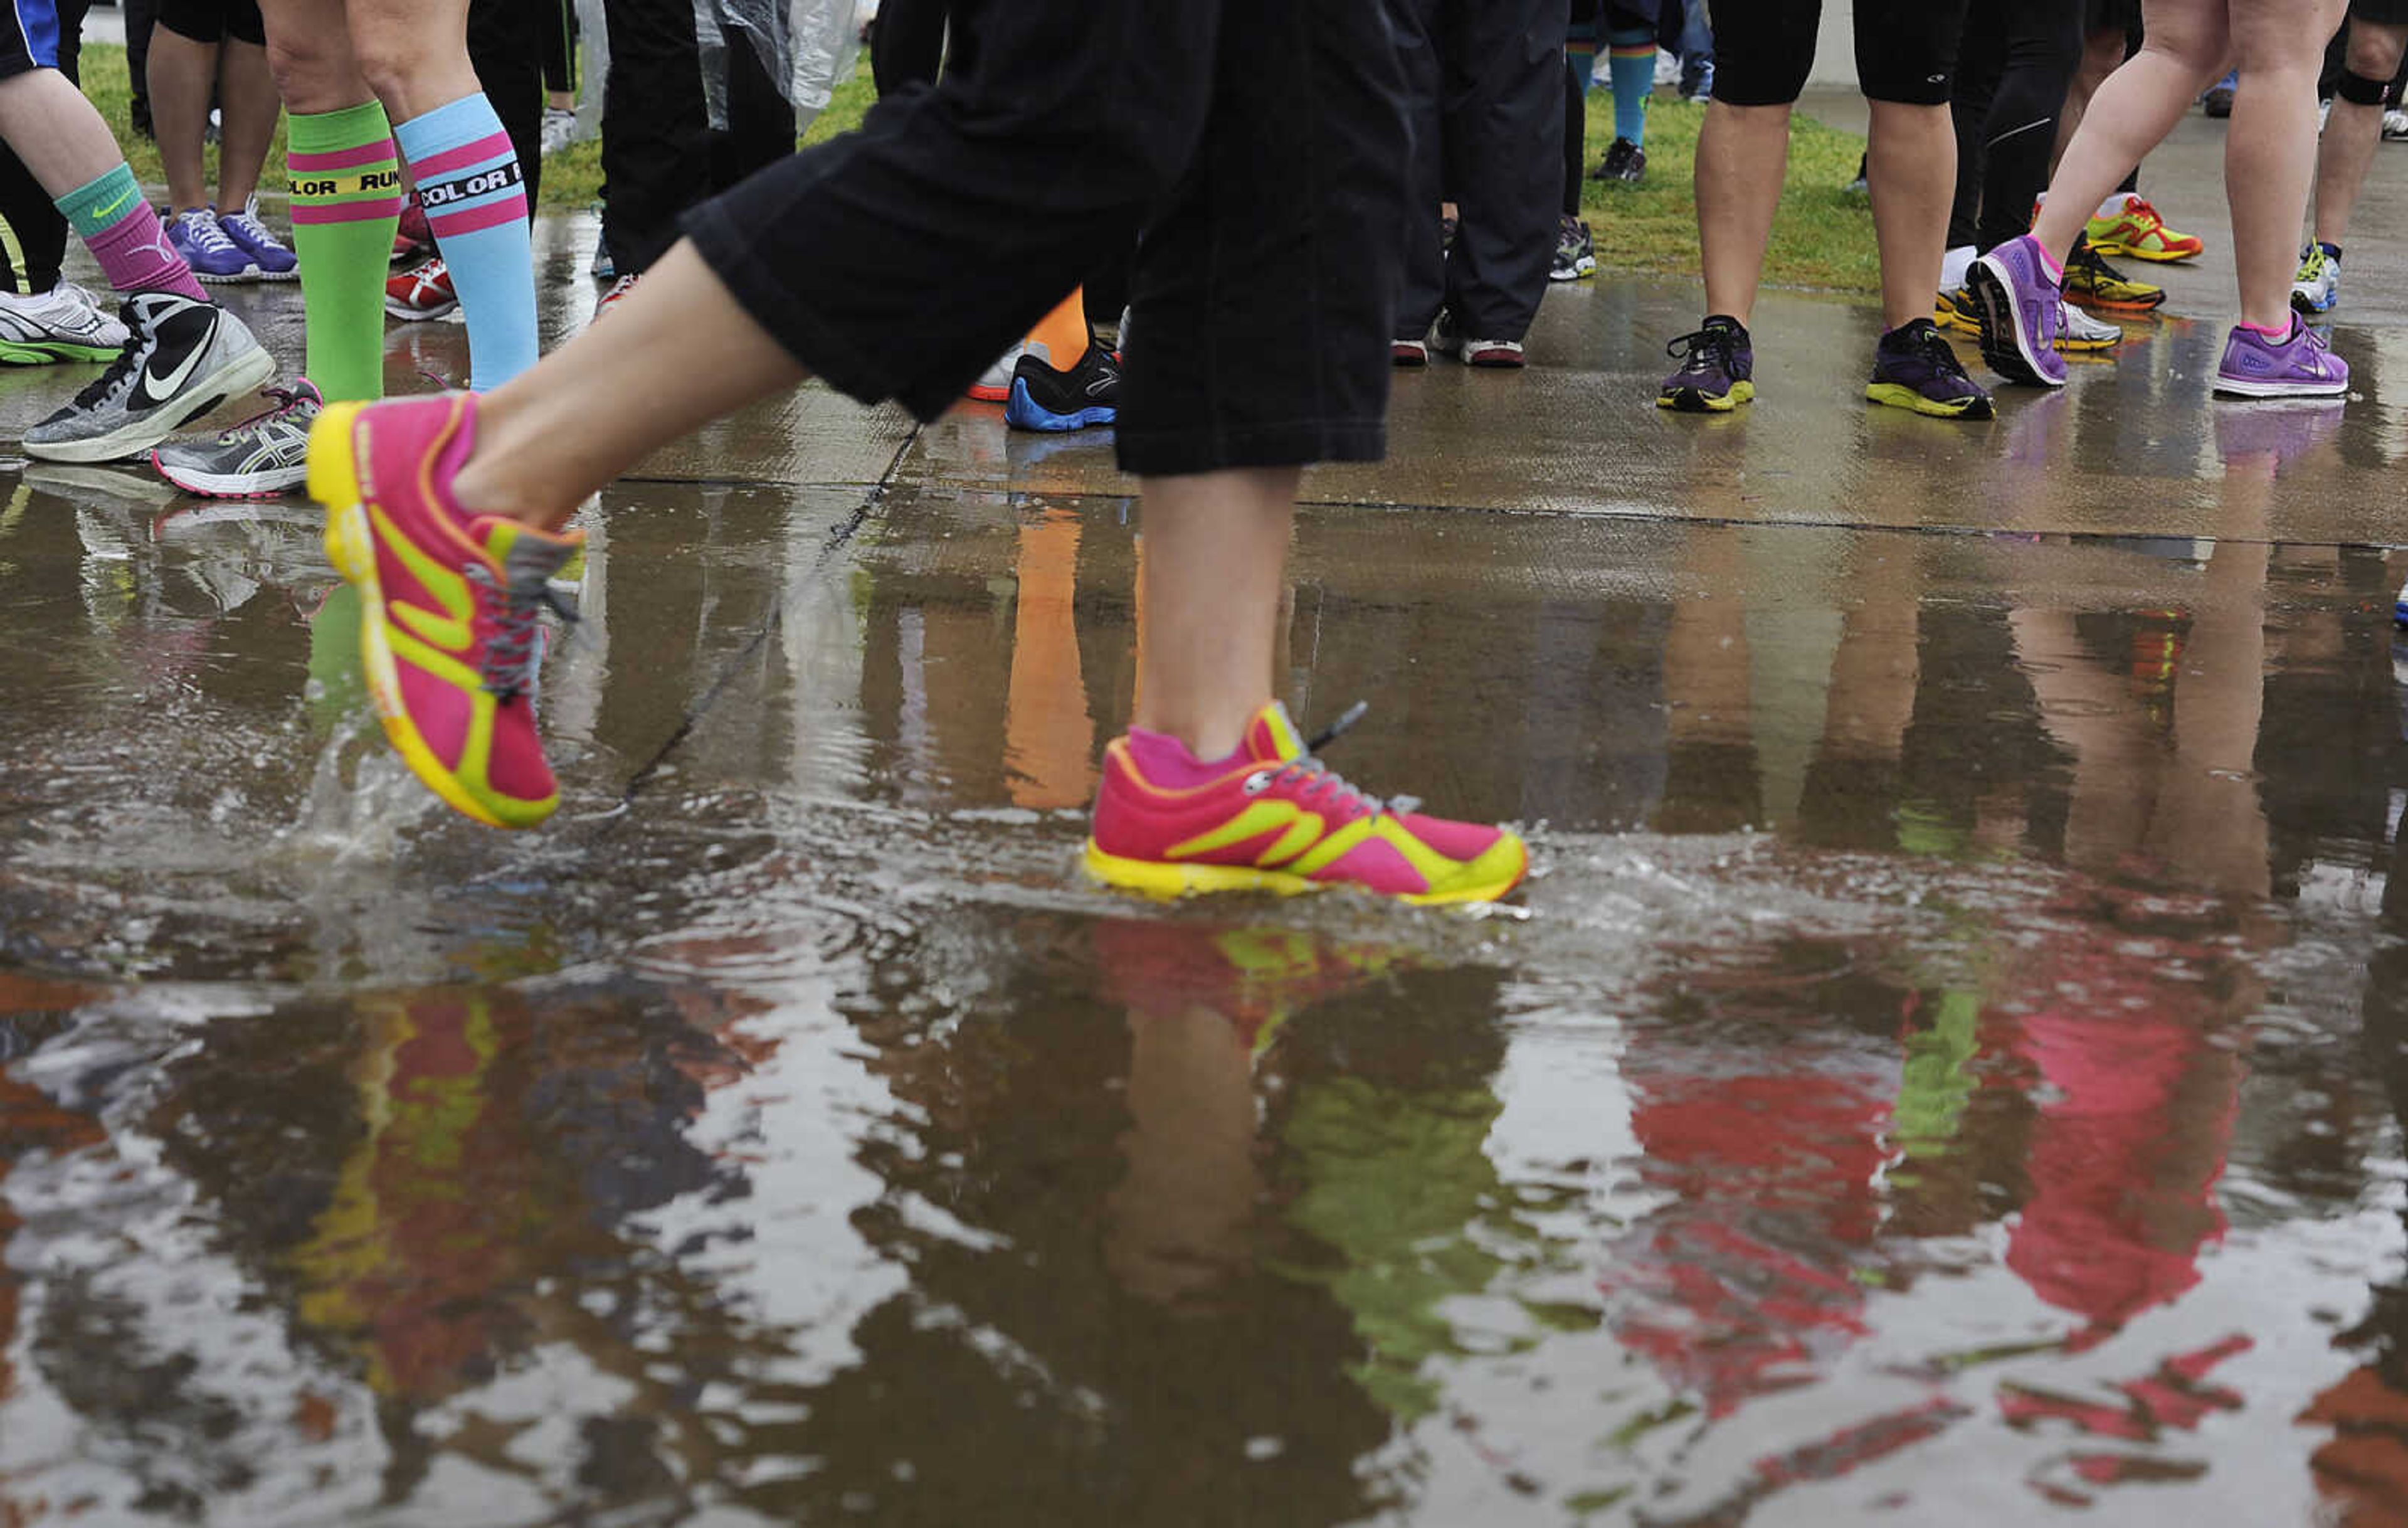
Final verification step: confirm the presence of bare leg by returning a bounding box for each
[0,69,137,193]
[2053,25,2128,166]
[1696,99,1791,323]
[147,25,221,212]
[1131,469,1295,761]
[346,0,480,122]
[260,0,373,114]
[2229,0,2349,327]
[216,39,281,211]
[2032,0,2227,263]
[455,241,806,526]
[2310,21,2408,248]
[1865,99,1954,329]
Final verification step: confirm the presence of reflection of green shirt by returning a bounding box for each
[1274,1076,1508,1422]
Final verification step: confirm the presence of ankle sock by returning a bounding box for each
[393,93,536,390]
[2096,192,2135,220]
[1941,244,1976,290]
[1123,727,1237,788]
[1607,31,1654,146]
[1027,287,1090,370]
[2239,318,2293,340]
[288,100,403,403]
[57,164,207,302]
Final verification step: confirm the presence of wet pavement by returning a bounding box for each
[10,127,2408,1524]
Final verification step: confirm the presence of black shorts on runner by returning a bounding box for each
[154,0,265,46]
[684,0,1407,477]
[1712,0,1972,107]
[2353,0,2408,31]
[2085,0,2141,42]
[0,0,65,75]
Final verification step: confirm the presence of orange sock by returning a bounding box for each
[1028,287,1090,369]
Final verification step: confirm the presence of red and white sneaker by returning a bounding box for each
[385,257,457,321]
[391,193,434,265]
[594,272,639,319]
[1084,701,1527,905]
[1463,337,1526,368]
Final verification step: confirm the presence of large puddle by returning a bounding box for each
[1,459,2404,1524]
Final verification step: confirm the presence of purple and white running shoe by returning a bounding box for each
[166,208,258,284]
[2213,318,2348,398]
[1968,234,2068,388]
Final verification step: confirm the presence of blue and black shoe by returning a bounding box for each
[1005,340,1121,432]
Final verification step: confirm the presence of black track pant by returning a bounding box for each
[1394,0,1568,342]
[601,0,796,276]
[1948,0,2083,253]
[467,0,548,209]
[0,0,82,294]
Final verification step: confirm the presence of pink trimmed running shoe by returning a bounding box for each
[308,392,583,829]
[1084,701,1528,905]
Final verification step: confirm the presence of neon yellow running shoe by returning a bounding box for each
[2084,194,2203,262]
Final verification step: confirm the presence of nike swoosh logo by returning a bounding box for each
[139,329,211,405]
[92,189,135,222]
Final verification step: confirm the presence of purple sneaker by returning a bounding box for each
[217,199,298,281]
[166,208,258,284]
[1968,235,2067,388]
[2214,318,2348,398]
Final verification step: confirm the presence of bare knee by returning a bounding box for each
[2347,23,2408,83]
[265,29,366,113]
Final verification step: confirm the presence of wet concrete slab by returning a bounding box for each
[7,136,2408,1525]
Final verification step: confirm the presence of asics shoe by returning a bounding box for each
[2212,317,2349,399]
[969,341,1027,401]
[2055,300,2123,353]
[218,198,298,280]
[1968,235,2069,388]
[2085,193,2203,262]
[1593,136,1647,184]
[1005,340,1120,432]
[391,193,435,265]
[1866,318,1994,419]
[1084,701,1528,905]
[2061,236,2165,312]
[309,391,585,829]
[1551,215,1597,282]
[1658,315,1754,411]
[167,208,259,283]
[2292,243,2341,315]
[594,272,639,319]
[151,379,322,498]
[1933,286,1980,336]
[0,280,129,364]
[23,292,275,462]
[385,257,458,321]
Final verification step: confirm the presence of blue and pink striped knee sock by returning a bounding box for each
[393,94,537,390]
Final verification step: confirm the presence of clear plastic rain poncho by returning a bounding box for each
[693,0,864,132]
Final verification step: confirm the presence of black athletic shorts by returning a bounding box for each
[2353,0,2408,31]
[2085,0,2141,41]
[156,0,264,45]
[0,0,68,75]
[1713,0,1971,106]
[684,0,1407,475]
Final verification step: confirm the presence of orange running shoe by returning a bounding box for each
[309,392,583,829]
[2084,194,2204,262]
[1084,701,1528,905]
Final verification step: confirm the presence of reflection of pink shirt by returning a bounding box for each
[1610,1059,1894,1419]
[2005,997,2232,1341]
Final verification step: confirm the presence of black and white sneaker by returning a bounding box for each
[21,292,274,464]
[150,378,322,498]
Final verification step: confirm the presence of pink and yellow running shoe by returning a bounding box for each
[2083,194,2204,263]
[1084,701,1528,905]
[308,393,583,829]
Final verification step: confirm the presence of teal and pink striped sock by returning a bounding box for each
[393,94,537,389]
[56,163,207,302]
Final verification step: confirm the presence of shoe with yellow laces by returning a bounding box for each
[1085,701,1528,905]
[2084,193,2204,262]
[308,391,583,829]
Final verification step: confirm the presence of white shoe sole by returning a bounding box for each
[2211,374,2348,398]
[151,458,309,498]
[23,343,277,464]
[384,297,459,321]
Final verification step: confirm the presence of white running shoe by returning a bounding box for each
[969,341,1028,402]
[0,281,129,364]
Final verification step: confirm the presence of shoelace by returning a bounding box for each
[1912,324,1976,380]
[68,314,150,410]
[221,211,288,250]
[1248,702,1421,819]
[465,562,579,699]
[181,213,241,257]
[1666,326,1739,377]
[215,385,313,443]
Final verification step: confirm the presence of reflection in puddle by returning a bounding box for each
[1,465,2407,1522]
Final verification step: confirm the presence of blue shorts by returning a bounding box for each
[0,0,66,75]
